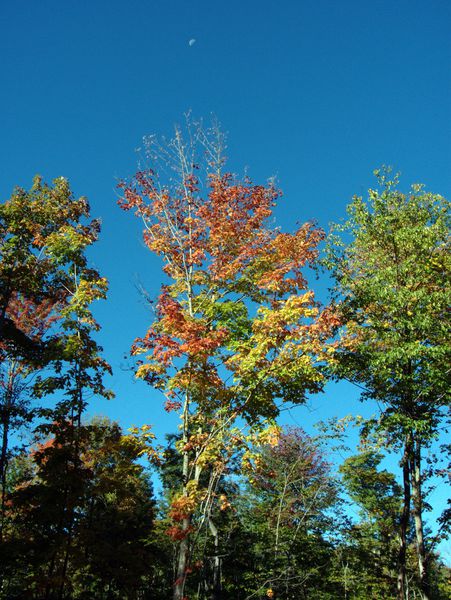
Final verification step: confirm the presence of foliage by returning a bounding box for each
[234,427,341,599]
[0,159,449,599]
[326,169,450,440]
[0,176,111,553]
[1,418,157,599]
[118,119,336,597]
[339,450,401,598]
[0,176,100,357]
[326,169,450,599]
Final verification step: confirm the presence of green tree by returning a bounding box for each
[339,450,401,598]
[326,170,450,600]
[0,175,107,542]
[233,427,340,599]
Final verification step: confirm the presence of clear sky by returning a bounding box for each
[1,0,450,558]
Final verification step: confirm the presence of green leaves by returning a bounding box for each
[328,170,450,438]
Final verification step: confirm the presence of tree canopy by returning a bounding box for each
[0,152,449,600]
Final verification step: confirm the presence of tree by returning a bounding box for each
[0,176,100,353]
[33,232,112,600]
[0,294,57,541]
[236,426,340,599]
[339,450,401,598]
[2,418,156,600]
[0,175,106,550]
[326,169,450,600]
[118,118,336,599]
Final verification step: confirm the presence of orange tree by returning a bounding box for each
[0,295,57,541]
[119,120,336,599]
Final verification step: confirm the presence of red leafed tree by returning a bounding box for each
[0,294,58,540]
[118,118,336,599]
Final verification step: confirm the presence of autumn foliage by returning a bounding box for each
[118,121,337,598]
[0,131,449,600]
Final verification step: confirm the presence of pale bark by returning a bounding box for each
[410,438,430,600]
[173,390,191,600]
[208,517,221,600]
[397,434,412,600]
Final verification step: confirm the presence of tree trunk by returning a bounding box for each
[209,518,221,600]
[0,374,14,543]
[397,433,412,600]
[174,516,190,600]
[410,438,430,600]
[0,407,10,541]
[173,392,191,600]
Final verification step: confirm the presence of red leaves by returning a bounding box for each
[164,398,182,412]
[132,290,229,368]
[196,174,278,280]
[255,223,325,293]
[6,294,59,340]
[166,524,195,541]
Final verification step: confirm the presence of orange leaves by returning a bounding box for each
[132,290,230,373]
[166,525,194,541]
[219,493,231,511]
[255,223,325,293]
[122,164,335,418]
[6,294,59,341]
[182,432,209,453]
[197,174,278,280]
[167,479,206,525]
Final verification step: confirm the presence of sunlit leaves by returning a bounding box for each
[326,169,450,425]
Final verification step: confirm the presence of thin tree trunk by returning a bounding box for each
[410,438,430,600]
[58,378,84,599]
[208,518,221,600]
[174,519,190,600]
[397,433,412,600]
[0,406,10,542]
[174,391,191,600]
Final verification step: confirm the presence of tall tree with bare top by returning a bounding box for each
[119,117,337,599]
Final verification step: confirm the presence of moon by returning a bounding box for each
[188,39,196,47]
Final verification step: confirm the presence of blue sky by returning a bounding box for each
[1,0,450,558]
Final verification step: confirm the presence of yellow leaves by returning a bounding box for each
[61,277,108,326]
[135,362,165,379]
[241,422,281,477]
[227,292,328,391]
[254,293,316,336]
[125,424,161,465]
[169,481,207,522]
[169,493,198,522]
[257,423,281,447]
[219,494,231,511]
[75,277,108,302]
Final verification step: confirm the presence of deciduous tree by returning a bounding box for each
[326,169,450,600]
[119,119,336,599]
